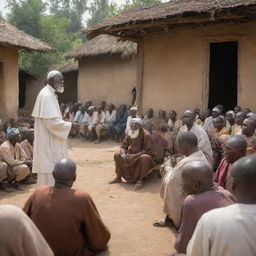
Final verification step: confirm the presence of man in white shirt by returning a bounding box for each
[178,110,213,166]
[187,155,256,256]
[32,70,77,186]
[91,106,105,142]
[203,107,220,131]
[125,106,138,134]
[95,104,116,143]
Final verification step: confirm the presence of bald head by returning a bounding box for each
[242,117,256,137]
[230,155,256,203]
[223,135,247,163]
[53,158,76,187]
[182,110,196,126]
[182,161,213,195]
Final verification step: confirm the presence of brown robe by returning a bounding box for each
[114,129,158,183]
[23,186,110,256]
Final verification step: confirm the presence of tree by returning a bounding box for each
[7,0,83,77]
[123,0,161,9]
[7,0,46,37]
[87,0,119,27]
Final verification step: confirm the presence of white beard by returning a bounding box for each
[128,129,140,139]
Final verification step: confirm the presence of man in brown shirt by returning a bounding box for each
[23,158,110,256]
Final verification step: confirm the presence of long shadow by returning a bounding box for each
[0,184,35,201]
[117,176,162,195]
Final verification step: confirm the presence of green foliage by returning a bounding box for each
[123,0,161,8]
[7,0,84,77]
[7,0,46,37]
[87,0,120,26]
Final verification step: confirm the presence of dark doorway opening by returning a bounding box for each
[208,41,238,112]
[19,71,27,108]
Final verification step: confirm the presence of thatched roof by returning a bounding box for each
[67,34,137,59]
[59,61,78,73]
[0,18,53,52]
[85,0,256,39]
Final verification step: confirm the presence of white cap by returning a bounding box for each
[130,106,138,111]
[130,117,143,126]
[47,70,62,80]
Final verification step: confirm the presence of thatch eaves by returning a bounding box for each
[0,18,53,52]
[85,0,256,39]
[59,61,78,74]
[67,34,137,59]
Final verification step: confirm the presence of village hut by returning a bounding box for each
[67,34,137,106]
[58,61,78,104]
[85,0,256,113]
[0,18,52,120]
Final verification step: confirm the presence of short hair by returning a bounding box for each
[245,117,256,128]
[178,132,198,146]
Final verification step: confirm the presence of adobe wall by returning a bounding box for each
[0,46,19,121]
[142,21,256,115]
[58,71,78,104]
[78,55,137,107]
[20,78,43,117]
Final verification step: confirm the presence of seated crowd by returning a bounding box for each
[1,104,256,256]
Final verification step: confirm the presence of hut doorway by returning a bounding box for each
[208,41,238,111]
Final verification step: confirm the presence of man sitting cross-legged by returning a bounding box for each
[109,118,160,190]
[0,128,30,190]
[187,155,256,256]
[172,161,235,255]
[23,158,110,256]
[154,132,211,229]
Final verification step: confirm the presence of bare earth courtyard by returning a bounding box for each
[0,139,176,256]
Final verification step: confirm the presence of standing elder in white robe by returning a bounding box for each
[32,71,75,186]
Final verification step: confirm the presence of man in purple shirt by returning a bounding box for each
[172,161,235,255]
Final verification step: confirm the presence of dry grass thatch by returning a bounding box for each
[59,61,78,73]
[85,0,256,37]
[67,34,137,59]
[0,18,53,52]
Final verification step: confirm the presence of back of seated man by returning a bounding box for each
[0,128,30,190]
[187,155,256,256]
[173,161,235,255]
[0,204,53,256]
[23,158,110,256]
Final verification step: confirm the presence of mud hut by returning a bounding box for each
[85,0,256,113]
[68,34,137,106]
[0,18,52,120]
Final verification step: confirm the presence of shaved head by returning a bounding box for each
[53,158,76,187]
[230,155,256,203]
[182,161,213,195]
[224,135,247,163]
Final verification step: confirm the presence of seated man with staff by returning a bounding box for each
[109,118,160,190]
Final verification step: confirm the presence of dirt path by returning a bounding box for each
[0,139,176,256]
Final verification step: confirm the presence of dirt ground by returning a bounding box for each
[0,139,177,256]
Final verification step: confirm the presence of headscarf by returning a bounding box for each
[212,107,220,114]
[6,128,20,140]
[226,110,235,118]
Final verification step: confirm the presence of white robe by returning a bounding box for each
[163,150,210,228]
[187,204,256,256]
[32,85,71,186]
[177,123,213,166]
